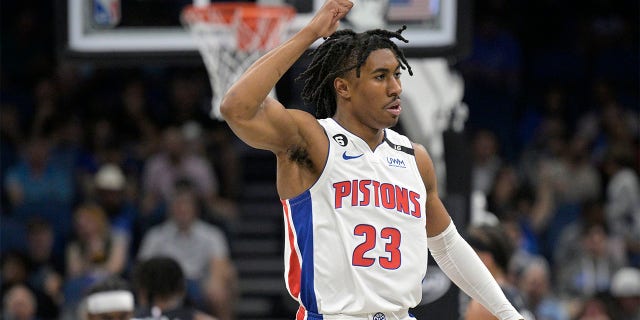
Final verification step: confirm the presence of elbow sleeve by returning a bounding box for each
[428,222,524,320]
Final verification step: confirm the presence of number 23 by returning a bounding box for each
[352,224,401,269]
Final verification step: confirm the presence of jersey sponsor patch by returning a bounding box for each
[386,156,407,168]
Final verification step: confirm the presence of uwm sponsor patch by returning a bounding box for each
[386,156,407,168]
[333,179,421,218]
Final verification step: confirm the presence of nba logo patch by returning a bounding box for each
[372,312,386,320]
[92,0,121,28]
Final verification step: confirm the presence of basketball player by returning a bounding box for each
[131,256,217,320]
[219,0,525,319]
[84,277,135,320]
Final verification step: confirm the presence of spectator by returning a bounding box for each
[4,135,75,246]
[2,284,38,320]
[471,129,503,195]
[552,134,601,206]
[553,200,606,268]
[93,163,137,244]
[609,267,640,320]
[63,203,129,314]
[112,77,160,161]
[485,165,521,220]
[556,220,626,315]
[29,77,60,138]
[83,276,135,320]
[80,116,137,188]
[0,104,24,214]
[502,215,539,278]
[518,127,589,260]
[1,243,60,319]
[601,145,640,266]
[65,203,128,278]
[517,85,573,152]
[25,218,63,318]
[164,70,243,200]
[132,256,216,320]
[518,117,568,192]
[462,224,535,320]
[1,251,30,293]
[137,183,237,320]
[518,257,569,320]
[510,163,556,257]
[141,126,236,229]
[574,295,614,320]
[576,80,639,163]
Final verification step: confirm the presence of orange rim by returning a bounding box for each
[182,3,296,25]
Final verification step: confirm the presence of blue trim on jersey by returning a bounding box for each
[289,190,319,313]
[305,311,325,320]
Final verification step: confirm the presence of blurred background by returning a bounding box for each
[1,0,638,319]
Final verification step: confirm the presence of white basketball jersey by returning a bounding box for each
[282,118,429,317]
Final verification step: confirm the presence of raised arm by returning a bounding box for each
[413,143,524,320]
[219,0,354,153]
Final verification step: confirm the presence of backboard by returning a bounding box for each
[58,0,471,64]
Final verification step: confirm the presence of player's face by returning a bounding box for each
[348,48,403,129]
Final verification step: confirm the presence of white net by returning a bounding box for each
[182,4,295,120]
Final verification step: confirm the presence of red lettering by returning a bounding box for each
[380,183,395,209]
[333,181,351,208]
[351,180,359,206]
[409,191,421,217]
[333,179,421,219]
[359,180,371,206]
[372,181,381,207]
[395,186,410,214]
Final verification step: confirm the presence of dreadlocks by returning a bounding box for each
[297,26,412,119]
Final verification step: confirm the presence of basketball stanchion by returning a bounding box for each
[181,2,296,120]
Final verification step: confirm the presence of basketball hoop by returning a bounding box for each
[182,2,296,120]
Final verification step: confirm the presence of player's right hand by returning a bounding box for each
[306,0,354,38]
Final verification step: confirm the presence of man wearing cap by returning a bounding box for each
[94,163,138,248]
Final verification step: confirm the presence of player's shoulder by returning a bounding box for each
[410,141,428,154]
[288,109,326,137]
[288,108,319,123]
[409,141,435,176]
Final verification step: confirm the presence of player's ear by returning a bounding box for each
[334,77,350,99]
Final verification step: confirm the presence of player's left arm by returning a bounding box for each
[465,299,499,320]
[411,143,453,237]
[412,142,525,320]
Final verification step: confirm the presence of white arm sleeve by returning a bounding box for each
[428,221,524,320]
